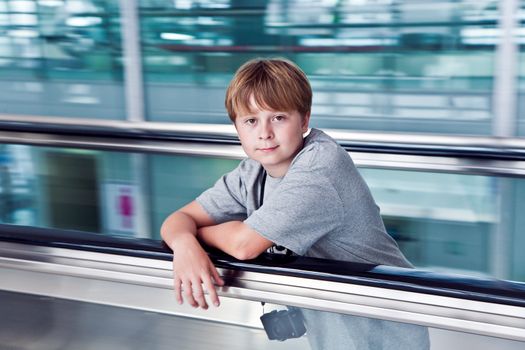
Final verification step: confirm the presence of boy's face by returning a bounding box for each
[234,97,310,178]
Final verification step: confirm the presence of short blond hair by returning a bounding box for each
[225,58,312,122]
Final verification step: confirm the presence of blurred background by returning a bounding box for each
[0,0,524,282]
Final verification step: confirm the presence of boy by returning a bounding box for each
[161,58,429,349]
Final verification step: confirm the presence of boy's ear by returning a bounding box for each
[302,112,311,132]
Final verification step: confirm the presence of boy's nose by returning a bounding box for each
[258,122,274,139]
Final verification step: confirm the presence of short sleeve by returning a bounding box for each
[196,165,248,224]
[244,168,344,255]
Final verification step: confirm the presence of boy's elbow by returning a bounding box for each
[233,250,259,260]
[229,223,271,260]
[231,241,262,261]
[159,220,170,241]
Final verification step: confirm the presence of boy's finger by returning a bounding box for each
[183,280,198,307]
[191,280,208,310]
[209,263,224,286]
[173,276,183,305]
[203,275,220,307]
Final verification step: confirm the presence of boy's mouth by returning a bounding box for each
[258,145,279,152]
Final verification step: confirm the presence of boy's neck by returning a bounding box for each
[266,170,284,179]
[264,166,287,179]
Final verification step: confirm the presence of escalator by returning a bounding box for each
[0,119,524,349]
[0,225,524,349]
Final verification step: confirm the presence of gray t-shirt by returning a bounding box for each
[197,128,410,266]
[197,128,429,349]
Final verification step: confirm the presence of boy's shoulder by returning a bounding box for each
[303,128,338,149]
[292,128,350,171]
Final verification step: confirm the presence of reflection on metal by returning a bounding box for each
[325,128,525,153]
[350,153,525,177]
[0,290,304,350]
[0,128,525,177]
[0,114,239,139]
[0,241,524,342]
[0,130,246,158]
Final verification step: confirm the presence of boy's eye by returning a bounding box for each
[245,118,256,125]
[273,115,285,121]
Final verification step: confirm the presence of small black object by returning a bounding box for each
[260,308,306,341]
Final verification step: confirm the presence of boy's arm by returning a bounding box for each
[197,222,273,260]
[160,200,225,310]
[161,200,214,247]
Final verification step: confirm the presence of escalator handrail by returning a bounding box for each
[1,223,523,308]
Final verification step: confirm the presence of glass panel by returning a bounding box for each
[360,169,496,274]
[0,0,125,119]
[149,153,240,239]
[0,144,239,239]
[2,290,524,350]
[140,0,498,134]
[1,143,524,282]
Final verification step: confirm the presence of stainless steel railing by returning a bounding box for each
[1,114,525,176]
[1,239,524,341]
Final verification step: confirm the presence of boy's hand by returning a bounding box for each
[170,233,224,309]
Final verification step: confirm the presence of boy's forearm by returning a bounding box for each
[160,211,199,250]
[197,221,242,252]
[198,221,273,260]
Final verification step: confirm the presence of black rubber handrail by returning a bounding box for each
[1,224,524,308]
